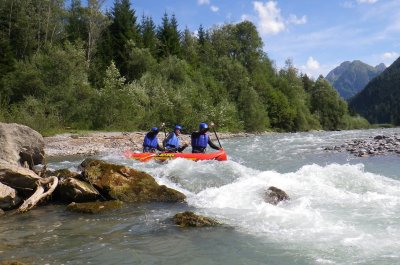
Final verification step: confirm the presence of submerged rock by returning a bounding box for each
[0,182,21,210]
[66,200,123,214]
[173,211,220,227]
[80,159,186,203]
[0,261,27,265]
[264,186,290,205]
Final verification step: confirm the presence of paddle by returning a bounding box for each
[139,153,157,162]
[210,122,222,149]
[161,122,167,138]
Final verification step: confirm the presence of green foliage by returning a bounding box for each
[7,96,60,132]
[310,76,348,130]
[0,3,366,134]
[339,114,370,130]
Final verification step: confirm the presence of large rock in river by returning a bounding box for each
[80,159,186,203]
[0,123,44,168]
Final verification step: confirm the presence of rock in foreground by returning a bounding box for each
[81,159,186,203]
[173,211,220,227]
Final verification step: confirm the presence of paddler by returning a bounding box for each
[163,125,188,153]
[142,127,164,153]
[191,122,221,153]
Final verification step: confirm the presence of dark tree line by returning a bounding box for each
[0,0,369,134]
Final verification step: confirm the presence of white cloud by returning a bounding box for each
[356,0,378,3]
[253,1,285,35]
[299,57,324,77]
[210,5,219,12]
[288,14,307,25]
[382,51,399,60]
[197,0,210,5]
[306,57,320,70]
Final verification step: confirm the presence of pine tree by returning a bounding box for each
[66,0,87,43]
[157,12,181,58]
[140,15,158,57]
[109,0,141,77]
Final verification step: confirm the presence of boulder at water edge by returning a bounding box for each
[264,186,290,205]
[0,122,44,169]
[0,182,21,210]
[173,211,221,227]
[80,159,186,203]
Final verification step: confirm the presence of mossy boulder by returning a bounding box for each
[66,200,123,214]
[264,186,290,205]
[173,211,220,227]
[80,159,186,203]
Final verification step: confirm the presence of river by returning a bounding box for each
[1,128,400,265]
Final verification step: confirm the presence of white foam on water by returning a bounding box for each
[183,162,400,263]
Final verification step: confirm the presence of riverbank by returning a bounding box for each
[44,131,251,157]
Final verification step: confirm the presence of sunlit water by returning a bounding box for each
[1,128,400,265]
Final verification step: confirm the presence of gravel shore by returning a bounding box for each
[44,131,249,157]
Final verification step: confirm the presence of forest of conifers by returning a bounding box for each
[0,0,369,134]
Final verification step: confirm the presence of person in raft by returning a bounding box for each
[191,122,221,153]
[163,125,188,153]
[143,127,164,153]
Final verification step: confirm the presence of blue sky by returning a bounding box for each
[100,0,400,77]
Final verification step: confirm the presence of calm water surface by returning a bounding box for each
[1,128,400,265]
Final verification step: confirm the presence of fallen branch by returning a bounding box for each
[18,176,58,213]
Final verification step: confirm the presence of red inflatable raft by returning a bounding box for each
[123,149,228,162]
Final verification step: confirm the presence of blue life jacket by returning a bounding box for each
[165,132,179,148]
[143,133,158,150]
[191,133,209,149]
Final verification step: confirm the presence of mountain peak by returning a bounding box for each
[349,57,400,125]
[375,63,386,72]
[325,60,385,99]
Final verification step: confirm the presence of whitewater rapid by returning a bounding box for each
[44,128,400,264]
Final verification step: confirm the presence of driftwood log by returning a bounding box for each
[18,176,58,212]
[0,161,58,212]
